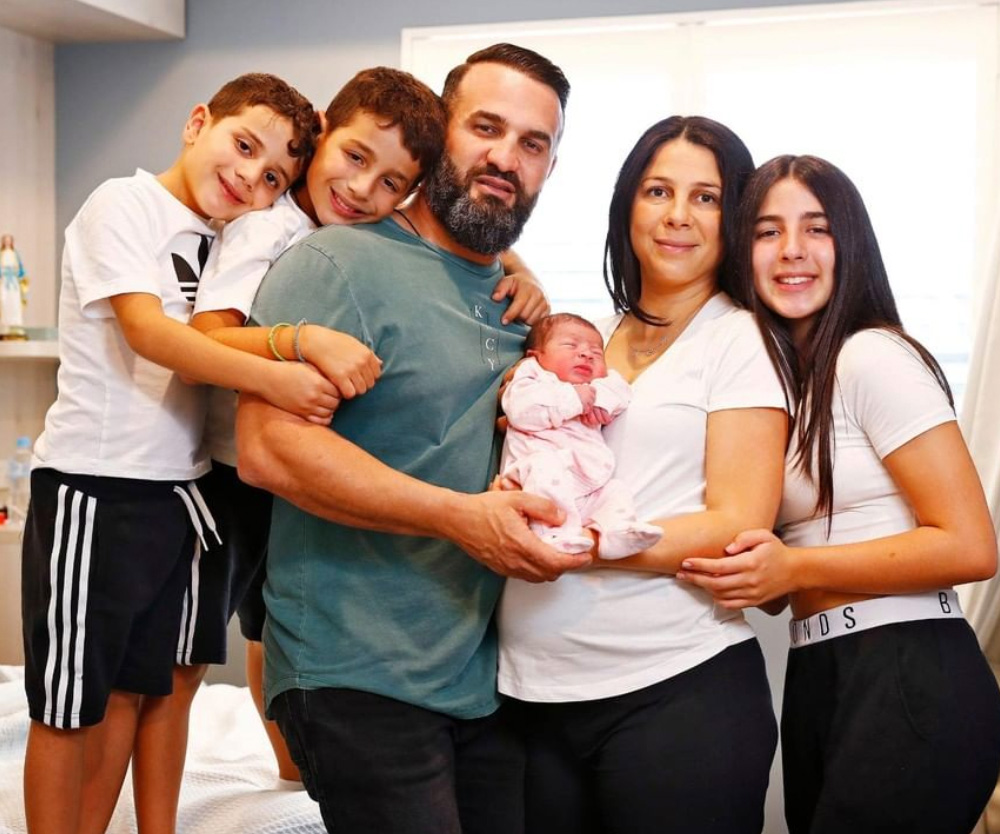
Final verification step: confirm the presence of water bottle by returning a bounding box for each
[8,435,32,525]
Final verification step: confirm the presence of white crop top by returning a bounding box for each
[778,329,955,548]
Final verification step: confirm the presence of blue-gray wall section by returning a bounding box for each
[54,0,851,234]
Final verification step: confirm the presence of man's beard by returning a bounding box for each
[423,154,538,256]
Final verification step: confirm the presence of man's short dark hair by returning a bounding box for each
[207,72,319,169]
[441,43,570,116]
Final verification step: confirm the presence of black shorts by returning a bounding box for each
[21,468,198,728]
[177,462,272,665]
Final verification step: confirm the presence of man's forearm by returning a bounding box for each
[236,393,465,537]
[236,394,593,583]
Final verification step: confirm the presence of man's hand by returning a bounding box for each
[448,490,591,582]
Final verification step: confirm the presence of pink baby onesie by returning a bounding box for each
[500,358,662,559]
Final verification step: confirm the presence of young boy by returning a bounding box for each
[184,66,550,788]
[500,313,662,558]
[20,72,324,834]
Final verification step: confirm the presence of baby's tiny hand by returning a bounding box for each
[579,406,612,429]
[574,383,596,411]
[591,406,613,427]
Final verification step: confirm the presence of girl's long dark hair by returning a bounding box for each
[603,116,754,324]
[731,155,952,523]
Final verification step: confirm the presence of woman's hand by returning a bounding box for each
[675,528,796,609]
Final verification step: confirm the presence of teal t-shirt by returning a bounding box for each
[250,218,527,719]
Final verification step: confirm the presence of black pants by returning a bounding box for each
[782,618,1000,834]
[271,687,525,834]
[516,639,778,834]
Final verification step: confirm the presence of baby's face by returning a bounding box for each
[534,321,607,384]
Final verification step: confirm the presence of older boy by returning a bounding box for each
[21,73,322,834]
[183,67,445,789]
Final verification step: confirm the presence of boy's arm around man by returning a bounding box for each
[110,292,339,421]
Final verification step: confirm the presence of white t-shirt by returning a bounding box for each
[498,293,787,701]
[778,329,955,547]
[34,169,215,481]
[194,192,316,466]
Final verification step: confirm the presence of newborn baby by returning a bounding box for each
[500,313,662,559]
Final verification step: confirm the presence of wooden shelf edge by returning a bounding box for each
[0,340,59,361]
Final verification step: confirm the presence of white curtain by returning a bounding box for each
[959,225,1000,658]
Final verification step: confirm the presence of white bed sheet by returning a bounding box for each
[0,666,324,833]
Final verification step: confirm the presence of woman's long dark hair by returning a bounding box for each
[732,155,952,523]
[603,116,754,324]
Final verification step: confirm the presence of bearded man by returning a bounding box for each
[236,43,580,834]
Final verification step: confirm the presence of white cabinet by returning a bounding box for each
[0,0,184,43]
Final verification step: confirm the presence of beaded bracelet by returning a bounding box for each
[267,322,293,361]
[292,318,308,363]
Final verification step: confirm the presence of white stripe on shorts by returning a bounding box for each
[54,490,83,725]
[176,539,202,665]
[42,485,96,728]
[174,482,219,665]
[71,496,96,723]
[42,485,68,725]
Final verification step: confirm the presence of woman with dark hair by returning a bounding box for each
[679,155,1000,833]
[497,116,788,833]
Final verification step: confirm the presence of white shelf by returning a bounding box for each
[0,0,184,43]
[0,341,58,361]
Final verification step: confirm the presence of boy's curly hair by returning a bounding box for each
[324,68,446,187]
[207,73,321,173]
